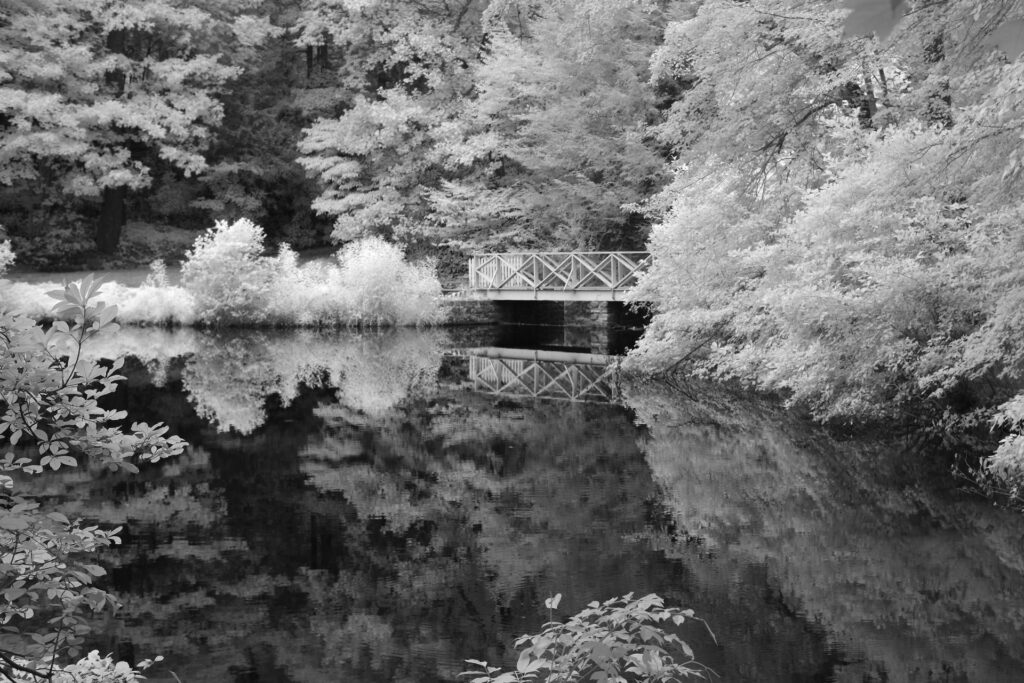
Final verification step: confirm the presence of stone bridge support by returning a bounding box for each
[440,300,648,354]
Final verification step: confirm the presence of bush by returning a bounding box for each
[98,259,198,326]
[982,394,1024,502]
[264,244,348,326]
[100,281,198,327]
[4,220,444,328]
[0,280,62,319]
[180,219,442,327]
[180,218,277,325]
[5,651,164,683]
[333,236,443,326]
[462,593,713,683]
[9,224,95,271]
[1,277,185,678]
[0,239,14,276]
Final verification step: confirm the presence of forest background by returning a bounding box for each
[3,0,1024,476]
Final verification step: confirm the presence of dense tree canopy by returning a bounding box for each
[0,0,278,252]
[629,0,1024,430]
[426,0,672,249]
[295,0,488,243]
[0,0,1022,447]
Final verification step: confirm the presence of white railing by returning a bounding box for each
[469,354,620,403]
[468,252,651,293]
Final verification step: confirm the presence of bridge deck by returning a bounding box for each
[467,252,649,302]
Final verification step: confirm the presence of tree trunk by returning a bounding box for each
[97,186,126,254]
[96,29,130,254]
[859,59,877,126]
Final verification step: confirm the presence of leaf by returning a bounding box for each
[0,515,28,531]
[3,588,27,602]
[516,648,534,672]
[46,512,70,525]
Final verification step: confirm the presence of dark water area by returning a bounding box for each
[21,326,1024,682]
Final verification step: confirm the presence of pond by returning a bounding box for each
[22,325,1024,682]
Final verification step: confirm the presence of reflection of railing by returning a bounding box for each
[454,347,621,403]
[468,252,650,301]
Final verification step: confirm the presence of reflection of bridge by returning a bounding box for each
[468,252,650,301]
[451,347,621,403]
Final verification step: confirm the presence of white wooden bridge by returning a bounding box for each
[451,347,621,403]
[467,252,650,301]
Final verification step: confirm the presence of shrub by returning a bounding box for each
[180,220,442,327]
[264,244,348,326]
[4,650,164,683]
[982,394,1024,501]
[333,236,443,326]
[100,281,198,327]
[1,276,185,678]
[462,593,713,683]
[0,280,62,319]
[0,239,14,276]
[99,259,197,326]
[8,223,96,271]
[180,218,277,325]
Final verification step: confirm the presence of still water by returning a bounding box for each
[24,326,1024,682]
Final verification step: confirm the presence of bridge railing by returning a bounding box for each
[468,252,651,293]
[468,353,620,403]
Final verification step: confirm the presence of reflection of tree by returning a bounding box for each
[333,334,443,417]
[82,326,203,389]
[626,380,1024,682]
[63,372,706,682]
[179,329,444,434]
[82,326,446,435]
[182,333,281,434]
[40,333,889,683]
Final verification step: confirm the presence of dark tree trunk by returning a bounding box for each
[859,60,878,126]
[924,32,953,128]
[106,29,127,91]
[97,29,130,253]
[97,186,126,254]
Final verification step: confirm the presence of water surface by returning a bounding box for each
[25,327,1024,682]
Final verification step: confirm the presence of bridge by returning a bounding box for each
[451,347,621,403]
[467,251,650,301]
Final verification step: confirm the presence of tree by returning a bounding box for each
[428,0,672,250]
[629,0,1024,428]
[296,0,675,251]
[0,0,275,253]
[182,0,325,246]
[295,0,488,244]
[1,277,186,678]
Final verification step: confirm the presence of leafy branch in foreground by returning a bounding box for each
[969,394,1024,507]
[1,276,186,680]
[463,593,715,683]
